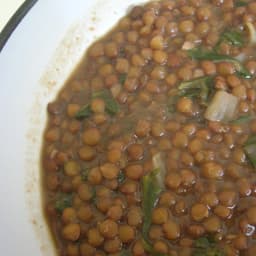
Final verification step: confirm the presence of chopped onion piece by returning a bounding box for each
[110,84,121,98]
[193,69,205,78]
[152,152,166,189]
[235,52,246,62]
[204,91,238,122]
[245,22,256,44]
[182,41,195,50]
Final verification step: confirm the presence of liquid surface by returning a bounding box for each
[42,0,256,255]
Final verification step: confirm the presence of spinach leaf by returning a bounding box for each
[93,89,120,115]
[92,90,109,99]
[91,187,97,205]
[194,237,212,249]
[105,97,120,115]
[192,237,225,256]
[119,250,132,256]
[81,168,90,181]
[235,0,248,7]
[142,239,168,256]
[119,74,127,85]
[167,95,179,113]
[119,47,126,57]
[192,248,225,256]
[140,167,176,256]
[55,193,73,213]
[230,114,254,124]
[76,89,120,121]
[219,30,244,47]
[214,29,244,52]
[75,104,92,120]
[142,168,162,240]
[188,48,252,79]
[245,135,256,145]
[188,48,223,60]
[244,135,256,168]
[117,171,126,184]
[178,76,215,105]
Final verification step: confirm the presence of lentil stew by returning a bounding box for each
[42,0,256,255]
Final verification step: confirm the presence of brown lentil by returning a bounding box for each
[163,220,181,240]
[191,203,209,222]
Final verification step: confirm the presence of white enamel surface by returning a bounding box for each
[0,0,25,31]
[0,0,148,255]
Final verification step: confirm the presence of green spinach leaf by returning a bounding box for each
[119,74,127,85]
[235,0,248,7]
[192,237,225,256]
[91,187,97,205]
[188,48,252,79]
[230,114,254,124]
[142,169,162,239]
[55,193,73,213]
[219,30,244,47]
[119,250,132,256]
[105,97,120,115]
[244,135,256,168]
[142,239,168,256]
[75,104,92,120]
[117,171,126,184]
[167,95,179,113]
[178,76,215,105]
[92,89,120,115]
[81,168,90,181]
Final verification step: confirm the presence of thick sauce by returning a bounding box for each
[42,0,256,255]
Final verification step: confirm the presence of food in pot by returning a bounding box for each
[42,0,256,255]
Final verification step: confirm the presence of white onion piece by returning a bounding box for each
[245,22,256,44]
[110,84,121,98]
[235,52,246,62]
[182,41,195,50]
[204,91,238,122]
[152,152,166,189]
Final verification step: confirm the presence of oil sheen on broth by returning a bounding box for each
[42,0,256,255]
